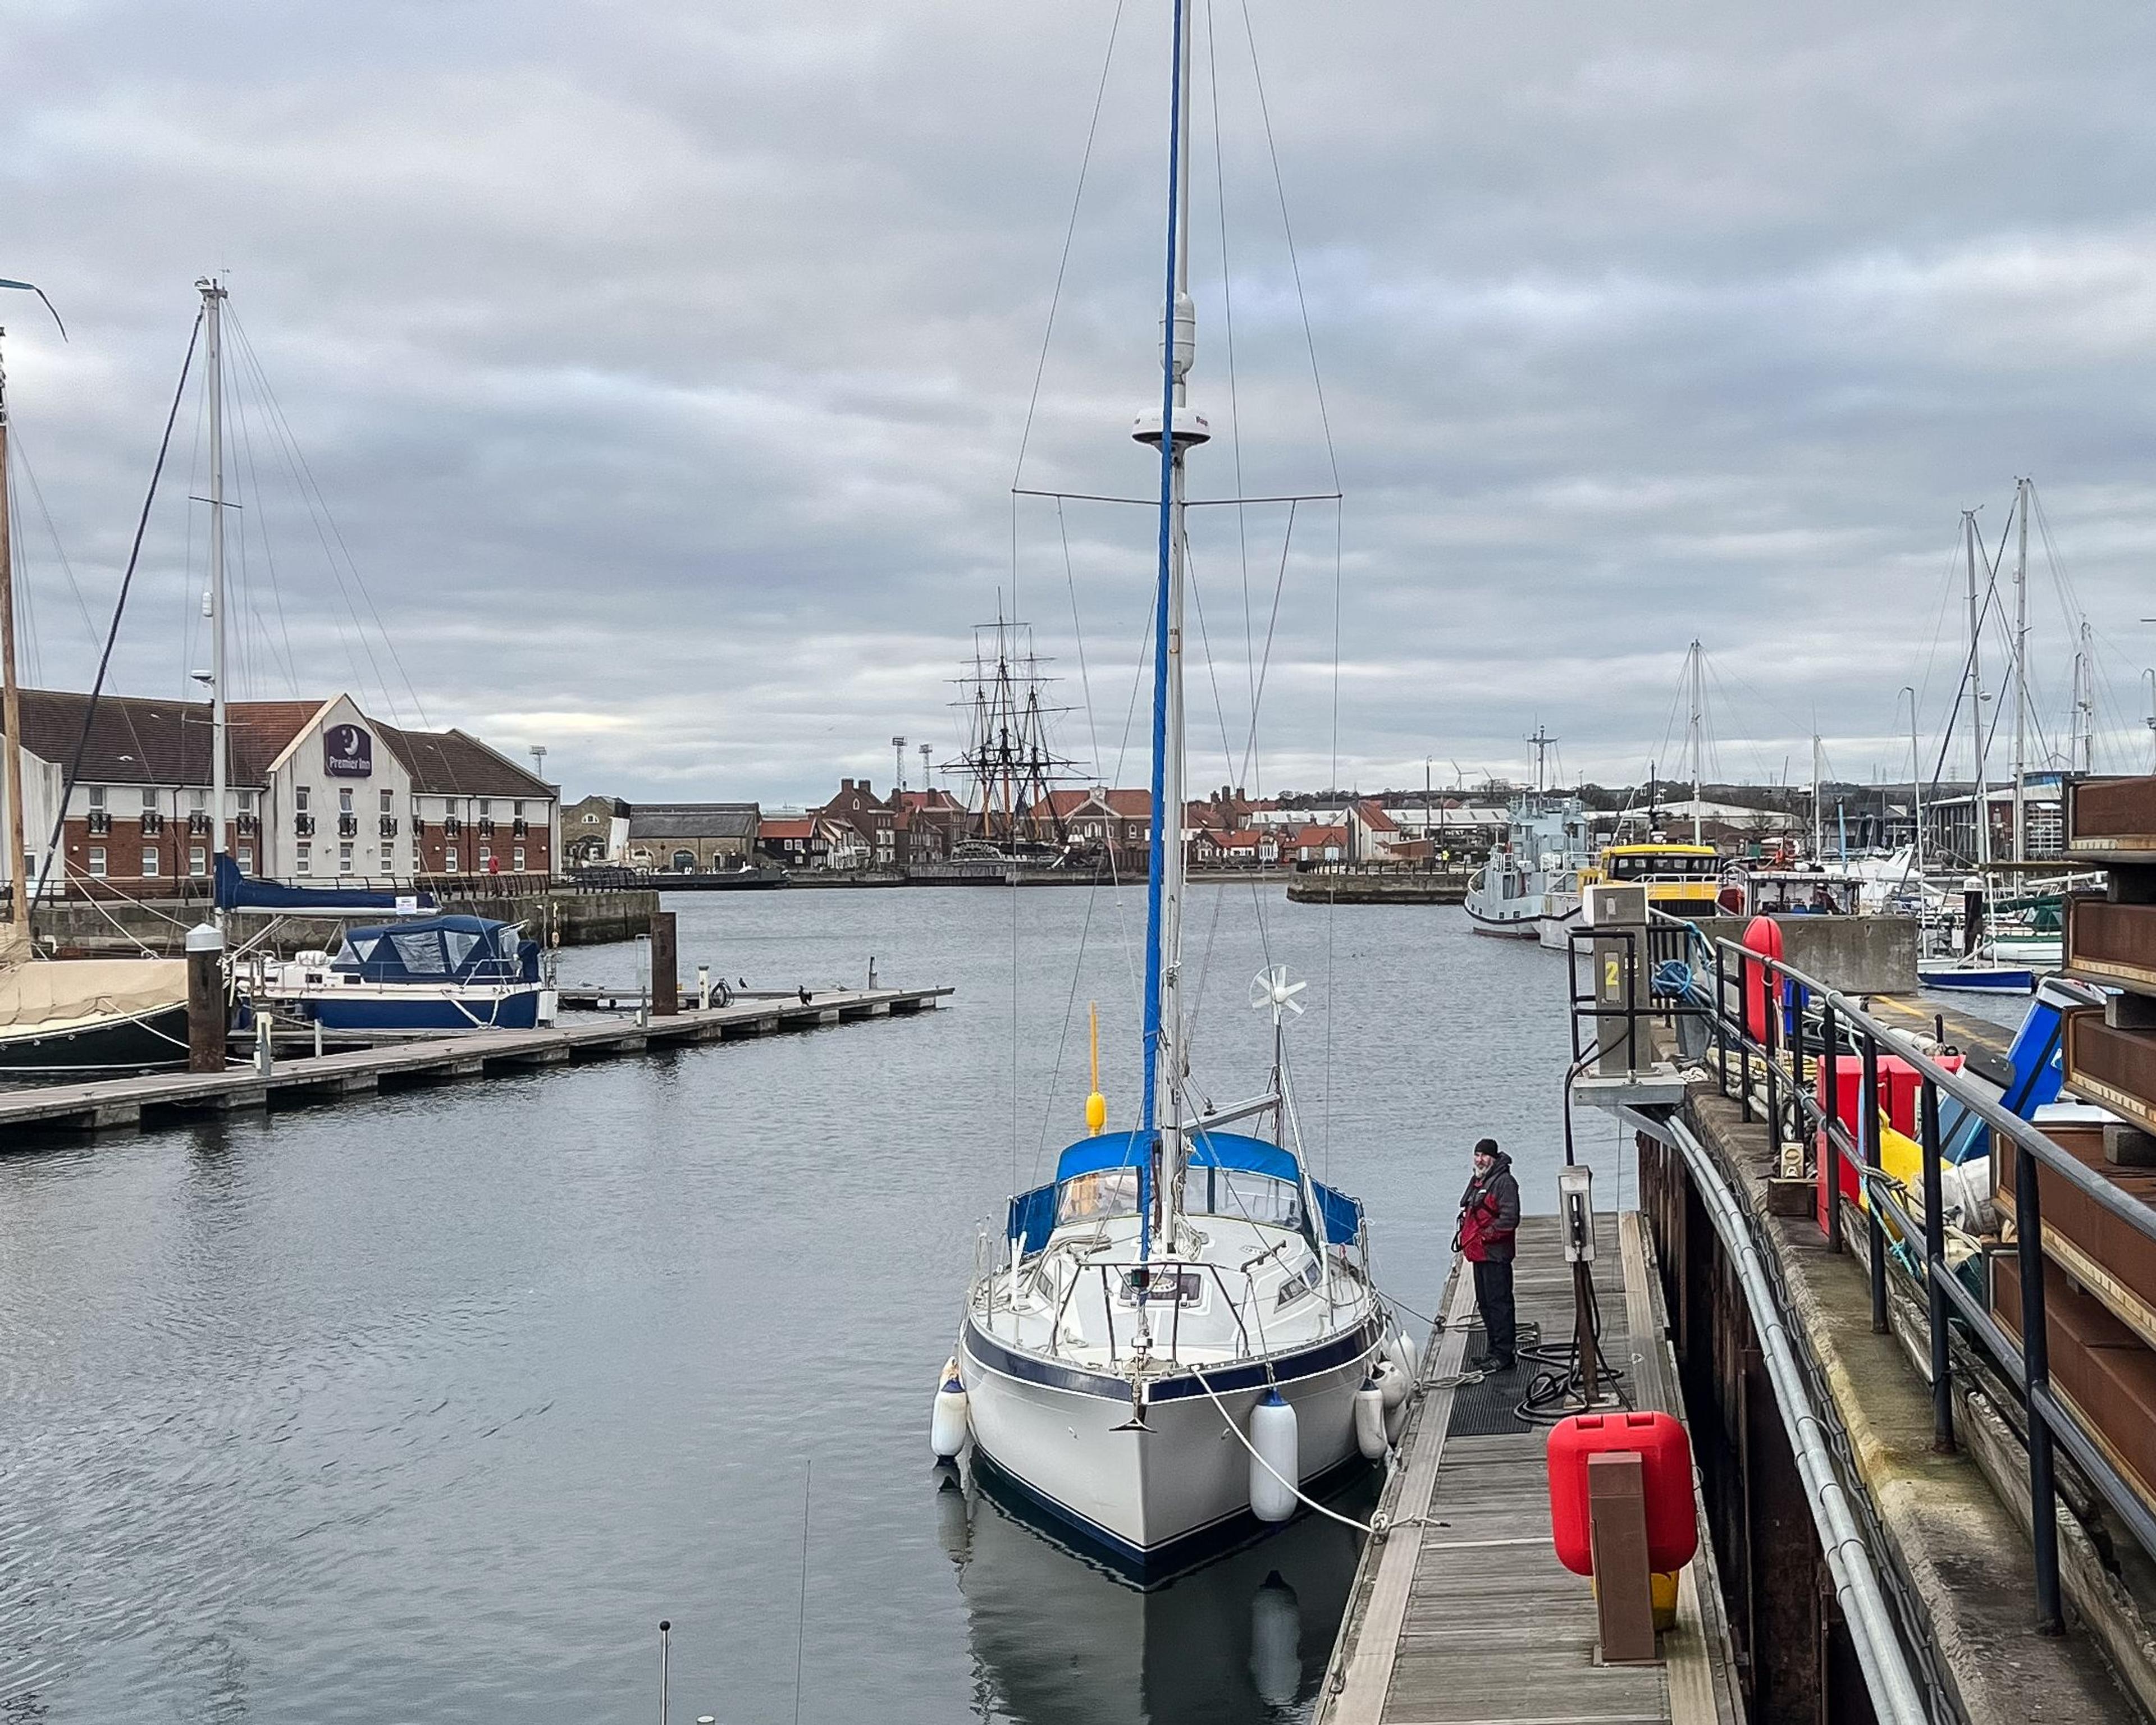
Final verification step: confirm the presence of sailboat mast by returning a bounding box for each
[0,329,29,932]
[1688,639,1702,844]
[1139,0,1196,1256]
[1811,735,1822,861]
[2012,478,2028,864]
[200,278,230,926]
[1963,509,1991,870]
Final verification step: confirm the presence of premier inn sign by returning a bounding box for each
[325,723,373,778]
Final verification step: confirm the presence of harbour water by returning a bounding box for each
[0,889,1586,1723]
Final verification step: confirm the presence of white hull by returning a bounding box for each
[958,1318,1380,1567]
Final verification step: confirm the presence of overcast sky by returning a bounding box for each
[4,1,2155,805]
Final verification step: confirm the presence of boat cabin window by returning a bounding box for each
[1607,853,1716,881]
[1116,1268,1202,1307]
[1057,1168,1140,1226]
[1181,1166,1304,1230]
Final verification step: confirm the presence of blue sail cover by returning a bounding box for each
[216,855,436,916]
[331,916,537,985]
[1012,1128,1362,1250]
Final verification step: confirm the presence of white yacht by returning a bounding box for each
[938,2,1399,1581]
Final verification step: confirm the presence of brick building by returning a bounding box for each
[623,803,762,873]
[2,688,555,894]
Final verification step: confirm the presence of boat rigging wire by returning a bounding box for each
[33,315,200,906]
[1010,0,1127,492]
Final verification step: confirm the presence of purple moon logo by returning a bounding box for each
[325,724,373,777]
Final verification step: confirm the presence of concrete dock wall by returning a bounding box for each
[36,888,660,954]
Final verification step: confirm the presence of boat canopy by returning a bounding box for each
[216,855,436,917]
[1007,1127,1363,1256]
[330,915,535,985]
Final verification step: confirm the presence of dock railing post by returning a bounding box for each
[1861,1031,1888,1334]
[1714,944,1729,1096]
[1737,953,1753,1123]
[254,1009,274,1077]
[185,923,225,1074]
[1822,1000,1842,1253]
[697,964,711,1012]
[1919,1074,1954,1452]
[2015,1141,2066,1634]
[1762,964,1781,1155]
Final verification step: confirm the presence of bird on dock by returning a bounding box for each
[798,986,812,1004]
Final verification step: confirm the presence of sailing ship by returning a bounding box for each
[0,280,191,1075]
[937,4,1397,1580]
[946,614,1087,867]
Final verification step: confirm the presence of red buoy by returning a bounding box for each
[1546,1410,1698,1577]
[1741,914,1783,1043]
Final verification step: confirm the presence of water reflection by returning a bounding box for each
[942,1458,1376,1724]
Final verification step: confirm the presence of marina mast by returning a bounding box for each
[1138,0,1202,1255]
[0,327,28,935]
[1962,509,1992,870]
[1687,639,1703,844]
[2012,478,2029,864]
[200,278,231,928]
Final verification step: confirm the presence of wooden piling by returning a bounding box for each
[649,911,678,1017]
[185,924,225,1074]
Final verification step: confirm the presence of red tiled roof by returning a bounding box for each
[760,817,817,840]
[1355,799,1398,832]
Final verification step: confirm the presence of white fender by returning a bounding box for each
[1386,1325,1418,1382]
[1372,1357,1410,1411]
[930,1357,970,1460]
[1383,1393,1409,1445]
[1353,1376,1389,1459]
[1249,1389,1299,1522]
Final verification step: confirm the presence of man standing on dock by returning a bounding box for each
[1457,1138,1520,1372]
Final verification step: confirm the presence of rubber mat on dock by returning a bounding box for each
[1444,1356,1538,1437]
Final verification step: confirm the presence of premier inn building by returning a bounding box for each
[0,689,556,895]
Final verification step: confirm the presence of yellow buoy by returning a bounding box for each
[1086,1001,1106,1135]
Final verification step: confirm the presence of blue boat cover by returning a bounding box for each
[331,915,537,985]
[217,854,436,916]
[1012,1128,1362,1251]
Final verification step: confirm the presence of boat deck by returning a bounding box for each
[0,985,949,1141]
[1318,1212,1742,1725]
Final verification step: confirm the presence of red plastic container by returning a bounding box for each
[1814,1051,1962,1232]
[1546,1410,1698,1577]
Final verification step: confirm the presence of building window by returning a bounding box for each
[296,786,310,812]
[380,789,393,812]
[412,798,425,822]
[237,846,254,872]
[141,789,158,812]
[87,786,106,810]
[86,846,106,877]
[189,845,207,877]
[478,845,492,868]
[379,844,393,872]
[583,811,599,825]
[446,847,460,872]
[237,789,257,812]
[296,843,311,876]
[141,847,159,877]
[339,788,354,815]
[513,800,525,818]
[339,842,354,875]
[190,788,207,811]
[478,799,491,817]
[513,846,526,871]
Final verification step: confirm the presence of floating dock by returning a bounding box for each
[1319,1212,1742,1725]
[0,985,949,1141]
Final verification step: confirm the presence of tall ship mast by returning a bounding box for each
[949,614,1085,860]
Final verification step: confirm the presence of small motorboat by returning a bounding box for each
[247,913,551,1031]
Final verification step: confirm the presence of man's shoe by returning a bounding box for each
[1467,1351,1500,1372]
[1490,1355,1517,1373]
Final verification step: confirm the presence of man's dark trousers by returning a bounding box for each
[1473,1257,1516,1365]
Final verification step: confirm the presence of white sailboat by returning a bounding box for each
[938,1,1399,1581]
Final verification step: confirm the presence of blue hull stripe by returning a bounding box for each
[962,1311,1385,1403]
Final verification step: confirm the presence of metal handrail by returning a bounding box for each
[1698,932,2156,1635]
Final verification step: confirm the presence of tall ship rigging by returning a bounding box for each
[947,614,1087,866]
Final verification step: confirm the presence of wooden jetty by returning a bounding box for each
[0,985,949,1140]
[1318,1212,1742,1725]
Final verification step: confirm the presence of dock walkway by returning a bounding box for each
[1319,1212,1742,1725]
[0,985,949,1140]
